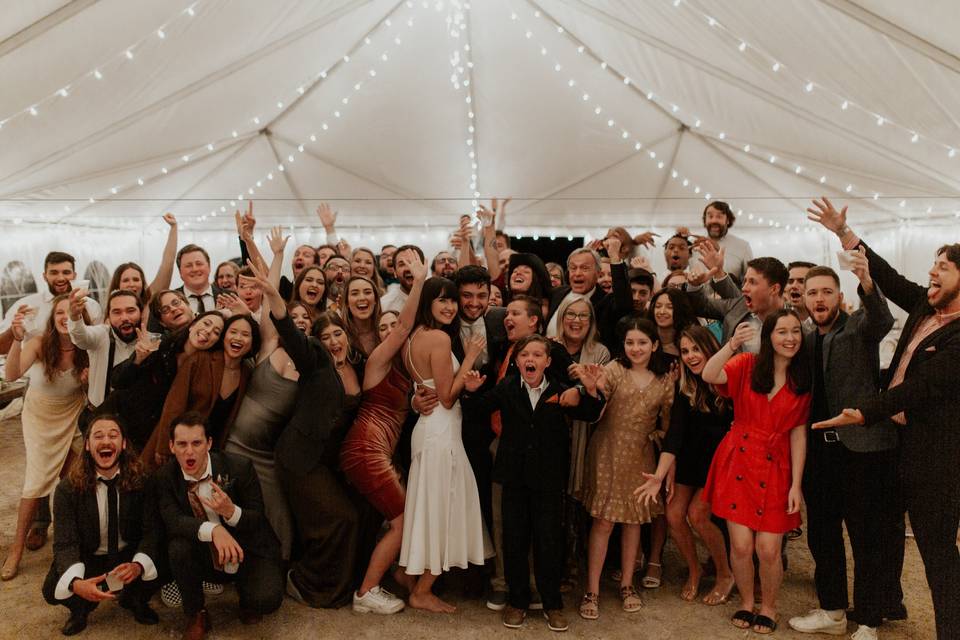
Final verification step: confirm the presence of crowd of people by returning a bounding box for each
[0,196,957,640]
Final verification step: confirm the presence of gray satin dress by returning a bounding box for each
[225,356,299,559]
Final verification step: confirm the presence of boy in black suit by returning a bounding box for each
[42,414,160,636]
[155,412,283,640]
[462,335,605,632]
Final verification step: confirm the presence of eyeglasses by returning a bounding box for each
[563,311,592,321]
[435,257,457,264]
[159,297,185,315]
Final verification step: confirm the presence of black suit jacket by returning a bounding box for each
[453,306,509,453]
[855,241,960,478]
[51,475,161,576]
[547,261,632,350]
[462,372,604,490]
[271,311,346,475]
[156,451,280,560]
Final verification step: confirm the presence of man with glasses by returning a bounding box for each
[432,251,459,279]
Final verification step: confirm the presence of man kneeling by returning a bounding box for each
[42,414,160,636]
[156,412,283,640]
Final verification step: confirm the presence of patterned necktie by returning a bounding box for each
[186,478,222,570]
[98,476,120,563]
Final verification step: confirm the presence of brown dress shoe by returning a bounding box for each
[544,609,569,632]
[182,609,211,640]
[239,609,262,625]
[25,526,48,551]
[502,605,526,629]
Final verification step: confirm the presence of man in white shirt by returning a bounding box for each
[0,251,102,355]
[42,415,160,636]
[381,245,425,313]
[176,244,218,314]
[156,412,283,640]
[68,289,140,411]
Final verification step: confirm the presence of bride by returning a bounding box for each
[400,275,488,613]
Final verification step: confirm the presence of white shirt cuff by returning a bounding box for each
[198,521,217,542]
[225,505,242,527]
[132,552,158,582]
[55,562,86,600]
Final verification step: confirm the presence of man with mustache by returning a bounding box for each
[42,415,160,636]
[788,259,901,639]
[680,201,753,285]
[785,261,815,324]
[810,198,960,640]
[68,289,141,415]
[381,245,425,313]
[431,251,459,279]
[0,251,102,355]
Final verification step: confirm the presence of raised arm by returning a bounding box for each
[478,206,501,278]
[147,213,178,294]
[3,308,40,380]
[702,324,754,384]
[317,202,340,246]
[67,290,107,351]
[845,247,894,343]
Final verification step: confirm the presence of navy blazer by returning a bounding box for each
[462,372,604,491]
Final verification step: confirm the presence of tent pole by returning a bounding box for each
[0,0,99,58]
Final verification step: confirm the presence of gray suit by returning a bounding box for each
[805,287,896,452]
[684,275,753,344]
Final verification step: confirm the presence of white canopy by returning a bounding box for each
[2,0,958,290]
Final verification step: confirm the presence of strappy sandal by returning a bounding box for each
[703,577,736,606]
[641,562,662,589]
[753,614,778,634]
[731,609,756,629]
[578,592,599,620]
[620,585,644,613]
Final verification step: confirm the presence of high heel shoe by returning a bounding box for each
[1,555,20,581]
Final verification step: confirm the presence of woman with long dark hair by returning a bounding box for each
[2,295,89,579]
[290,265,328,314]
[342,275,382,356]
[399,275,488,613]
[350,247,386,294]
[646,288,696,358]
[635,326,736,605]
[701,308,811,634]
[579,317,673,620]
[108,213,178,313]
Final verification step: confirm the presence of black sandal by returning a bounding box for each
[731,609,756,629]
[752,614,778,634]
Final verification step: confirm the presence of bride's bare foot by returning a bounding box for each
[680,569,701,601]
[409,592,457,613]
[703,574,736,606]
[393,568,417,593]
[1,548,23,581]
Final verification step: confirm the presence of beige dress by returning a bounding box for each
[581,361,674,524]
[21,361,85,498]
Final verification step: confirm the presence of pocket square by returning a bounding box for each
[924,345,936,352]
[544,394,560,404]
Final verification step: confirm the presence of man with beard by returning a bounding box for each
[68,289,140,412]
[788,260,902,640]
[431,251,459,279]
[0,251,102,354]
[545,238,631,350]
[380,245,425,313]
[42,415,160,636]
[810,197,960,640]
[785,261,815,324]
[682,201,753,285]
[379,245,399,289]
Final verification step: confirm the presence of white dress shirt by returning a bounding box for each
[459,316,489,368]
[521,376,549,410]
[183,285,215,314]
[1,289,102,341]
[54,471,158,600]
[380,287,408,314]
[183,453,242,542]
[546,287,595,338]
[67,319,136,407]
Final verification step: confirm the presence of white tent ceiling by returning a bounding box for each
[2,0,960,240]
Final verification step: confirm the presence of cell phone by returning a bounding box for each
[105,572,124,592]
[836,250,857,271]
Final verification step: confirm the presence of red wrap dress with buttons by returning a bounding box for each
[701,353,811,533]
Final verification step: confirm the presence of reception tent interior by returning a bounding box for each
[2,0,959,317]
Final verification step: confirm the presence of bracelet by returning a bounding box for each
[837,225,851,237]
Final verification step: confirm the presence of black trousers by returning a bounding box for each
[42,548,155,616]
[803,436,902,628]
[502,485,564,611]
[279,464,378,608]
[904,475,960,639]
[167,537,283,617]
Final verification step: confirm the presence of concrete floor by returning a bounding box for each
[0,413,934,639]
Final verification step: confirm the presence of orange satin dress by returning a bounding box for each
[340,365,412,520]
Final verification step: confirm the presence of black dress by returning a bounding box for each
[108,337,181,452]
[662,392,733,488]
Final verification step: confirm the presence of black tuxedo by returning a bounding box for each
[42,475,160,616]
[175,284,223,312]
[156,451,282,616]
[547,261,632,350]
[462,373,604,611]
[855,241,960,637]
[453,306,508,536]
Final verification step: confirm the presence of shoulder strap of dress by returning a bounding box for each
[404,328,426,384]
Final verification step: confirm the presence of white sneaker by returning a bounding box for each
[160,581,182,608]
[788,609,848,635]
[353,586,405,614]
[851,625,878,640]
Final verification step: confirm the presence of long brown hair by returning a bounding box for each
[40,294,89,382]
[290,265,327,311]
[314,310,363,364]
[678,326,730,414]
[67,414,145,493]
[109,262,150,306]
[342,275,383,351]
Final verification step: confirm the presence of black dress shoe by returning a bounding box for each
[25,526,48,551]
[884,603,908,621]
[120,598,159,625]
[61,610,88,636]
